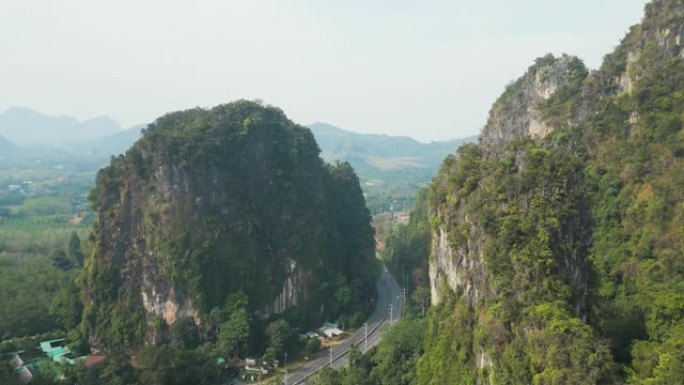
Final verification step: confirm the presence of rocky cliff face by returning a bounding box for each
[480,54,587,149]
[430,54,590,310]
[589,0,684,99]
[81,101,377,350]
[429,210,487,307]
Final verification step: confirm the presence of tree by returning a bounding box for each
[411,268,428,292]
[341,345,369,385]
[266,319,294,357]
[0,365,22,385]
[306,337,321,355]
[50,249,73,270]
[67,328,88,356]
[371,318,425,385]
[262,346,278,365]
[136,346,222,385]
[96,353,138,385]
[218,308,250,357]
[67,232,84,267]
[334,284,353,313]
[411,287,430,317]
[310,367,341,385]
[208,306,227,339]
[170,316,200,350]
[225,292,248,314]
[49,278,83,330]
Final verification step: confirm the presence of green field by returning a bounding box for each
[0,155,94,339]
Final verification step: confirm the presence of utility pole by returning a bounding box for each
[402,264,407,318]
[329,346,333,367]
[402,286,406,317]
[402,264,405,287]
[363,322,368,352]
[389,304,393,325]
[284,351,288,385]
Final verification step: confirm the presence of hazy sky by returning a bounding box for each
[1,0,649,141]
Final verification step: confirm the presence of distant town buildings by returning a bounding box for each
[6,181,32,195]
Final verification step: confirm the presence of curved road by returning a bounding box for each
[285,266,403,384]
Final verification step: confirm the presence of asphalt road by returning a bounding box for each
[284,266,403,385]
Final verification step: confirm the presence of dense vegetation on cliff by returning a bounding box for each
[423,139,616,384]
[418,1,684,384]
[79,101,379,352]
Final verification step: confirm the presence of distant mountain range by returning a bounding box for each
[72,124,146,157]
[0,108,476,168]
[0,107,123,145]
[0,107,477,192]
[308,122,477,181]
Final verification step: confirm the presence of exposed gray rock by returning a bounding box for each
[480,54,584,148]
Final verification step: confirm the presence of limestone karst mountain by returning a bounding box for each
[81,101,378,349]
[419,0,684,383]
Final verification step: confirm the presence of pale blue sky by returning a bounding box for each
[0,0,649,141]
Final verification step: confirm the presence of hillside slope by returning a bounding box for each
[309,122,477,213]
[421,1,684,384]
[309,122,476,177]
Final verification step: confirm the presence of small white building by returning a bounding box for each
[319,322,343,338]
